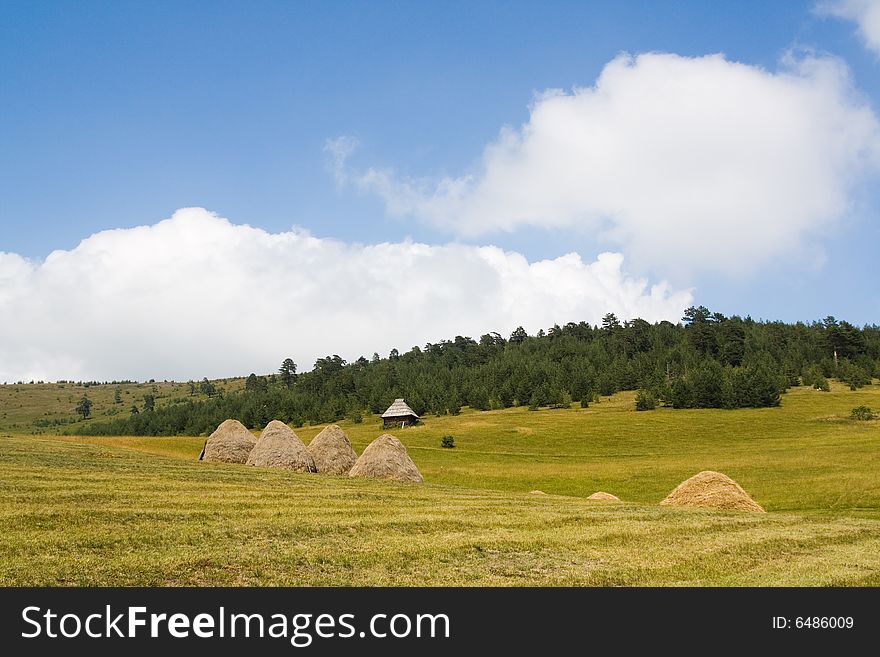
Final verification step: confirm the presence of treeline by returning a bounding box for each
[73,309,880,436]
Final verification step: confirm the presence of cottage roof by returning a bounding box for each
[381,398,419,419]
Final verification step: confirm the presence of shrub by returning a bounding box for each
[468,386,490,411]
[547,389,571,409]
[802,365,830,391]
[670,378,694,408]
[689,361,726,408]
[579,396,590,408]
[850,406,876,421]
[528,391,540,411]
[597,373,617,397]
[635,390,657,411]
[730,363,784,408]
[440,435,455,449]
[837,360,871,391]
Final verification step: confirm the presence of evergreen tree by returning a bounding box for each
[635,389,656,411]
[719,317,746,366]
[447,394,462,416]
[601,312,621,333]
[199,378,216,397]
[509,326,528,344]
[528,390,541,411]
[75,395,92,420]
[670,378,694,409]
[468,386,490,411]
[689,360,725,408]
[245,373,268,393]
[279,358,297,388]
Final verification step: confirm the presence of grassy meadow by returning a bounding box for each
[1,380,879,585]
[0,378,245,434]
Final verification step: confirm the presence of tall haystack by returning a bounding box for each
[246,420,316,472]
[307,424,357,475]
[660,471,765,513]
[199,419,256,464]
[349,434,423,483]
[587,491,621,502]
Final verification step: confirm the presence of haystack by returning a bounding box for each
[587,491,620,502]
[246,420,316,472]
[307,424,357,475]
[660,471,765,513]
[199,419,256,464]
[530,490,547,495]
[349,434,423,483]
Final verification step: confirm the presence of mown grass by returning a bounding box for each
[1,435,879,586]
[53,381,880,517]
[1,381,878,585]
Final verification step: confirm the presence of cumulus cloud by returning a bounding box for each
[337,52,880,278]
[818,0,880,54]
[0,208,691,382]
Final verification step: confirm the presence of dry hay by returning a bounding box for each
[587,491,620,502]
[660,470,765,513]
[349,434,423,483]
[200,419,256,464]
[246,420,316,472]
[307,424,357,475]
[529,490,547,495]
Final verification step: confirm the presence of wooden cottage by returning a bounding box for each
[381,398,420,428]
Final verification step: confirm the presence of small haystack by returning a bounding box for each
[587,491,620,502]
[660,471,765,513]
[200,419,256,464]
[349,434,423,483]
[308,424,357,475]
[530,490,547,495]
[246,420,316,472]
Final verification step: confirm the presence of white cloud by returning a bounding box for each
[818,0,880,54]
[337,52,880,278]
[0,208,691,382]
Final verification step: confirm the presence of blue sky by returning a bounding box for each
[1,1,879,380]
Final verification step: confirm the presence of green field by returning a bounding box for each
[1,381,879,585]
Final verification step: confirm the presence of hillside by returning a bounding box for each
[46,382,880,517]
[2,381,879,585]
[0,378,245,434]
[56,310,880,437]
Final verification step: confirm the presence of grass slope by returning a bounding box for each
[1,381,878,585]
[51,382,880,517]
[0,379,245,434]
[1,435,879,586]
